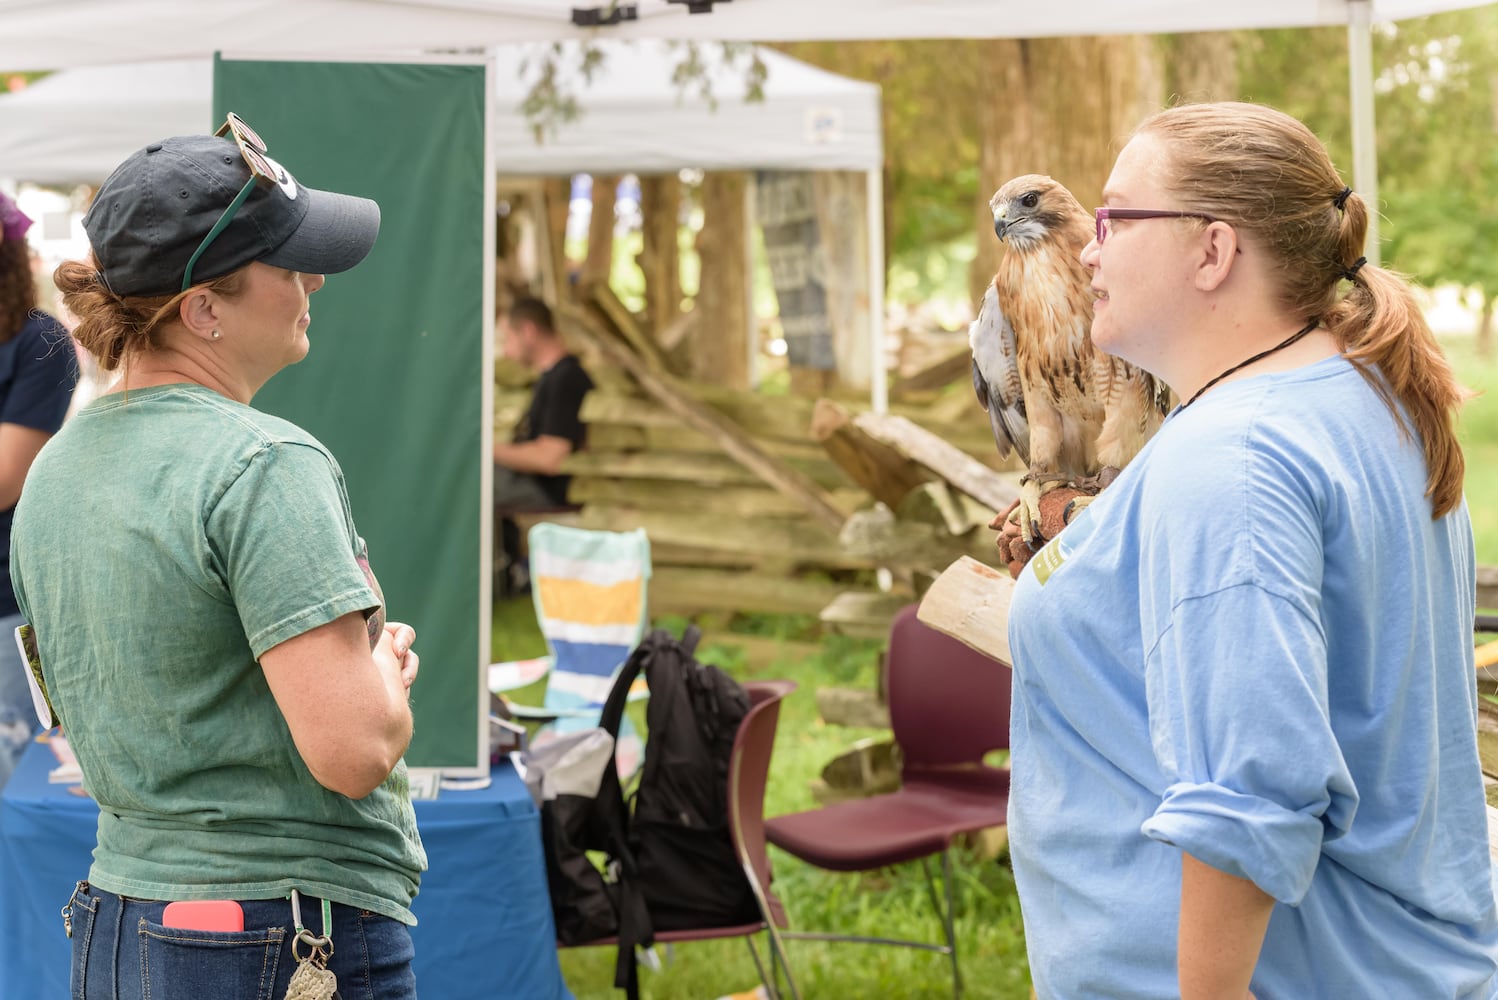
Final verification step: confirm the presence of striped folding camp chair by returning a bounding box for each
[490,523,651,774]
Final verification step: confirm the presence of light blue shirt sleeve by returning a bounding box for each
[1140,584,1358,904]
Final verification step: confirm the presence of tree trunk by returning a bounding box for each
[579,174,619,290]
[541,176,572,305]
[637,173,683,340]
[813,170,871,393]
[969,35,1163,306]
[1170,32,1240,104]
[1479,291,1495,359]
[691,171,751,389]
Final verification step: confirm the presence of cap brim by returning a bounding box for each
[261,186,380,276]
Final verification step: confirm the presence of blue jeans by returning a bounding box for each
[65,881,417,1000]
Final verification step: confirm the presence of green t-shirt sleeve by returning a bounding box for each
[208,441,381,659]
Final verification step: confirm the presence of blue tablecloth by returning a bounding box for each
[0,739,572,999]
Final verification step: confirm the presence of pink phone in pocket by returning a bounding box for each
[161,900,245,932]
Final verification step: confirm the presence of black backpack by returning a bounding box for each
[538,625,757,997]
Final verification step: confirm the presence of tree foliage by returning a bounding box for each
[1237,8,1498,322]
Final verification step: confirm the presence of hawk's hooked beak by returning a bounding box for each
[993,218,1009,241]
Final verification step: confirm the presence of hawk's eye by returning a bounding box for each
[1021,192,1040,209]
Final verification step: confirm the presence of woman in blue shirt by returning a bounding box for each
[0,192,75,789]
[1007,102,1498,998]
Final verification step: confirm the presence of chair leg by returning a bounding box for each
[763,922,802,1000]
[919,850,963,998]
[745,935,776,1000]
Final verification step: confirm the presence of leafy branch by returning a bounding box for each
[519,41,768,143]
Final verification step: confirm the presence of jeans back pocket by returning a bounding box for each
[138,920,287,1000]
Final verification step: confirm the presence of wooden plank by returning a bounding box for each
[916,555,1016,665]
[563,449,850,489]
[582,386,819,444]
[641,426,833,463]
[697,631,824,670]
[649,542,757,570]
[812,397,933,509]
[854,410,1020,514]
[578,507,874,570]
[650,567,847,617]
[560,305,848,533]
[569,478,864,520]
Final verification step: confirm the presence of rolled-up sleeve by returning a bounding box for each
[1140,585,1358,904]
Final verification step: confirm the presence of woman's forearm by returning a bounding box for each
[1178,852,1273,1000]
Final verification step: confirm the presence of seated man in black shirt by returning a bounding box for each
[493,297,594,509]
[493,298,594,594]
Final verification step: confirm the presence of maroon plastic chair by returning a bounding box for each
[764,604,1010,998]
[567,680,802,1000]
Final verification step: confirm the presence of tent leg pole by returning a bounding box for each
[866,165,886,414]
[1347,0,1379,264]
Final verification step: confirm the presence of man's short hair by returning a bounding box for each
[508,297,555,336]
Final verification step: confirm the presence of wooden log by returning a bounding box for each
[897,480,986,535]
[816,690,890,729]
[838,505,949,565]
[854,410,1020,513]
[637,173,683,341]
[561,306,848,534]
[579,174,620,289]
[821,591,913,640]
[812,398,932,509]
[1478,564,1498,612]
[657,308,698,352]
[692,171,752,390]
[541,176,571,305]
[581,281,675,375]
[916,555,1016,665]
[889,348,972,398]
[650,567,848,617]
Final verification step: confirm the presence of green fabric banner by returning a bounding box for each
[213,57,490,770]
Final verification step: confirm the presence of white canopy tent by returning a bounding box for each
[2,0,1493,391]
[0,41,886,399]
[0,0,1486,67]
[0,44,881,182]
[3,0,1490,254]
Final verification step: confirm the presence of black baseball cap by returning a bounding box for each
[83,132,380,298]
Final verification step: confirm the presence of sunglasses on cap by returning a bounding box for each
[180,113,279,292]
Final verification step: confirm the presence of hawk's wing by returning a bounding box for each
[969,282,1030,465]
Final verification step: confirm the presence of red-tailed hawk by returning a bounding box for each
[970,174,1167,541]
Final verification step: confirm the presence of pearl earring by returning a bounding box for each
[211,330,222,340]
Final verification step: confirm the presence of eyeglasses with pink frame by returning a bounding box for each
[1094,207,1219,245]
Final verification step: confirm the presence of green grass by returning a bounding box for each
[491,599,1032,1000]
[1447,335,1498,565]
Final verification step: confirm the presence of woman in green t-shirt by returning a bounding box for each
[11,116,427,1000]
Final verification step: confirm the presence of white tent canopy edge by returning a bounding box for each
[4,0,1493,392]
